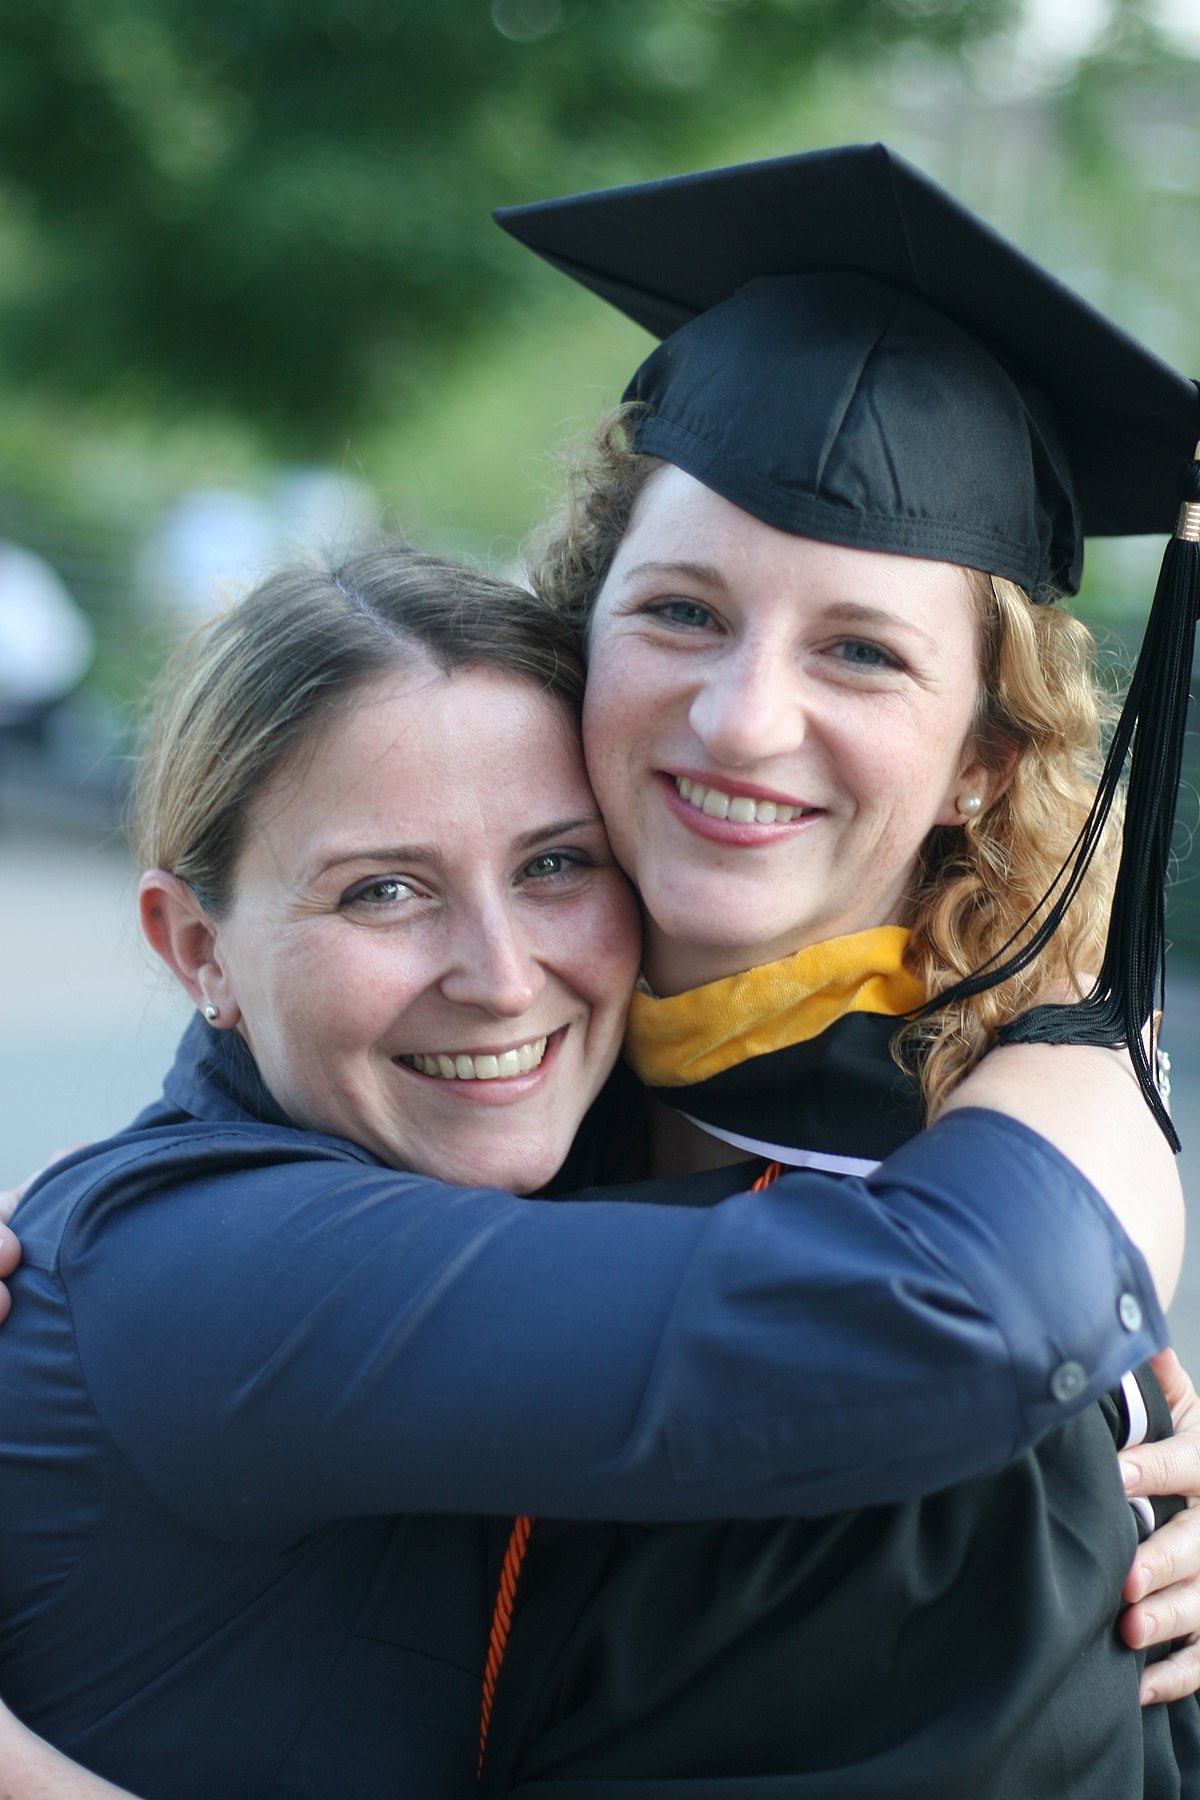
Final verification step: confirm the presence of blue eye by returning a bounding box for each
[342,876,418,908]
[834,639,902,669]
[649,599,714,630]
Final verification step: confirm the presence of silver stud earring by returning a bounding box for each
[956,793,983,820]
[203,1002,220,1022]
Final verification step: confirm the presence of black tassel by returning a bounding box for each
[924,450,1200,1150]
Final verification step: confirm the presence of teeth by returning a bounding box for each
[676,776,802,824]
[402,1037,549,1081]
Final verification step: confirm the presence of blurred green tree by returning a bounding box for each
[0,0,1020,454]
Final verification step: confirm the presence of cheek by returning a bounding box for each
[582,689,643,857]
[248,987,337,1104]
[561,881,642,1004]
[857,700,974,802]
[581,653,623,765]
[583,631,662,761]
[598,883,643,986]
[244,941,382,1070]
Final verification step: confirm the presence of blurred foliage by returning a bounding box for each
[0,0,1195,493]
[2,0,1200,954]
[0,0,1023,454]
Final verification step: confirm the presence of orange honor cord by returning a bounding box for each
[478,1511,534,1778]
[476,1162,781,1780]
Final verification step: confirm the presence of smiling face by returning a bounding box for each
[195,664,640,1193]
[582,465,996,995]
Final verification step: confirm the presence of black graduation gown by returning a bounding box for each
[480,1018,1200,1799]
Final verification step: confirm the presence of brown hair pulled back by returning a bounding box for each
[131,546,586,918]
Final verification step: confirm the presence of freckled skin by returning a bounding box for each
[200,666,641,1194]
[582,466,994,996]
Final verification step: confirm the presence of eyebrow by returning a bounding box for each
[311,815,605,880]
[514,813,605,851]
[620,559,730,590]
[819,600,942,649]
[619,567,944,648]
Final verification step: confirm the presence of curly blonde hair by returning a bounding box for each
[901,573,1118,1114]
[530,408,1120,1117]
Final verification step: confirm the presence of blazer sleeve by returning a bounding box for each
[60,1105,1164,1535]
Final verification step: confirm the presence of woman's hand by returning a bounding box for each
[0,1214,20,1326]
[0,1697,139,1798]
[0,1147,82,1323]
[1120,1349,1200,1703]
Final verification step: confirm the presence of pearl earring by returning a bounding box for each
[956,793,983,819]
[203,1002,220,1022]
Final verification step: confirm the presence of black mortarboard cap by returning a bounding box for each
[496,144,1200,1143]
[496,142,1198,597]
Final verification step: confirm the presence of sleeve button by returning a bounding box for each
[1118,1293,1143,1333]
[1050,1360,1087,1402]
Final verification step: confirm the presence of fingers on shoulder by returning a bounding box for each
[1141,1635,1200,1706]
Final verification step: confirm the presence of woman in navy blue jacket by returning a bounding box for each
[0,539,1184,1799]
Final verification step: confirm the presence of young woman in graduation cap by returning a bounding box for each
[471,145,1200,1795]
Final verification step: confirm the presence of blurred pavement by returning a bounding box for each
[3,811,1199,1371]
[2,814,189,1181]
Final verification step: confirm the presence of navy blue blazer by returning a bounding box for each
[0,1019,1165,1797]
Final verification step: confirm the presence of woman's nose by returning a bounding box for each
[439,906,546,1016]
[688,645,805,767]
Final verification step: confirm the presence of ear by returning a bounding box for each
[138,871,243,1028]
[934,737,1021,829]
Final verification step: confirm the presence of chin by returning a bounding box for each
[648,883,802,945]
[456,1142,569,1197]
[655,912,805,961]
